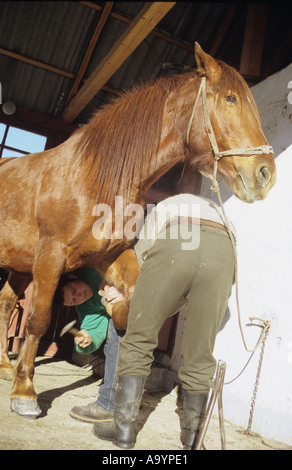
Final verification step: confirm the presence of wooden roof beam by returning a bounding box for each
[0,47,75,79]
[66,2,114,104]
[209,3,238,57]
[0,47,121,97]
[240,3,268,78]
[262,29,292,79]
[80,1,193,53]
[63,2,176,122]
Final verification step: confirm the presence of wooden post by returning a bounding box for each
[240,3,268,78]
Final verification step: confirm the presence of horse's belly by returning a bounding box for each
[0,223,36,273]
[0,243,34,273]
[64,237,133,274]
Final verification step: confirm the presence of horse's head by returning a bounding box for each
[187,43,276,203]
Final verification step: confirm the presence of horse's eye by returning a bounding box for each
[225,94,238,105]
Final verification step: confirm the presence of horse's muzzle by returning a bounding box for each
[235,160,276,203]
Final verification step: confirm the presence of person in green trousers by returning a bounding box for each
[93,194,235,450]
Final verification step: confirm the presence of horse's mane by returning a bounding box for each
[74,72,191,205]
[73,59,254,205]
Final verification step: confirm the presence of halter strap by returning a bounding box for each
[186,76,274,191]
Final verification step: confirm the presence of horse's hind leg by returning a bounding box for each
[103,249,140,330]
[0,272,31,380]
[10,243,66,418]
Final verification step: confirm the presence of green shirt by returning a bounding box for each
[75,267,110,355]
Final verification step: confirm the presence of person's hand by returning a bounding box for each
[74,330,92,349]
[98,284,125,304]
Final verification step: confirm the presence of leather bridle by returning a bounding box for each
[186,76,273,192]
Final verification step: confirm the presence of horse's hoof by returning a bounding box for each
[0,367,13,381]
[10,397,42,418]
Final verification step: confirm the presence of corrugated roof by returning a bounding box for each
[0,1,291,124]
[0,1,97,116]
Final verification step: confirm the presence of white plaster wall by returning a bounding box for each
[169,63,292,445]
[212,142,292,446]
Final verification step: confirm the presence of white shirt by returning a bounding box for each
[134,194,236,264]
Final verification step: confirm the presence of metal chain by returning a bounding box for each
[245,320,270,434]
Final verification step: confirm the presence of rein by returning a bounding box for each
[186,76,273,353]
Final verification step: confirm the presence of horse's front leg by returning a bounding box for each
[103,249,140,329]
[0,272,31,380]
[10,245,65,418]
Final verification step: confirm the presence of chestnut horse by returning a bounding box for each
[0,43,276,417]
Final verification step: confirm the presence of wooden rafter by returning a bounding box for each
[240,3,268,78]
[0,47,75,79]
[209,3,238,57]
[62,2,176,122]
[0,2,188,110]
[0,47,120,97]
[80,1,193,53]
[66,2,114,104]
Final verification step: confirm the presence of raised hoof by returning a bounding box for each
[10,397,42,419]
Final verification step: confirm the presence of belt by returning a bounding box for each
[164,217,230,238]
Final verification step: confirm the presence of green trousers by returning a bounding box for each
[117,226,235,393]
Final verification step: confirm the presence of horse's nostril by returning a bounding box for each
[258,166,270,187]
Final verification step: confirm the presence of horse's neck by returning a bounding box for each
[74,74,196,206]
[125,148,185,206]
[132,88,192,198]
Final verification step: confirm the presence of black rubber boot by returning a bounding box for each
[181,389,209,450]
[93,375,146,449]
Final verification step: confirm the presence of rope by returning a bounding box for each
[186,78,205,147]
[186,76,273,160]
[212,174,270,353]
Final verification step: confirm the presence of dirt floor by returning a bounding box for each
[0,356,290,452]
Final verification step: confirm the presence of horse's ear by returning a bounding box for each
[194,42,222,83]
